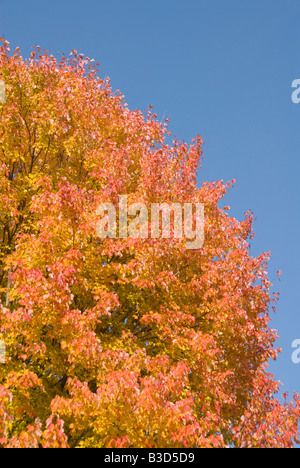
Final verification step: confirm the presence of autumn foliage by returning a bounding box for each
[0,38,299,448]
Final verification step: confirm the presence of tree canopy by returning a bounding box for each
[0,39,299,448]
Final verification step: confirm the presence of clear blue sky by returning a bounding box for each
[1,0,300,397]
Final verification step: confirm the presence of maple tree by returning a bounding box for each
[0,38,299,448]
